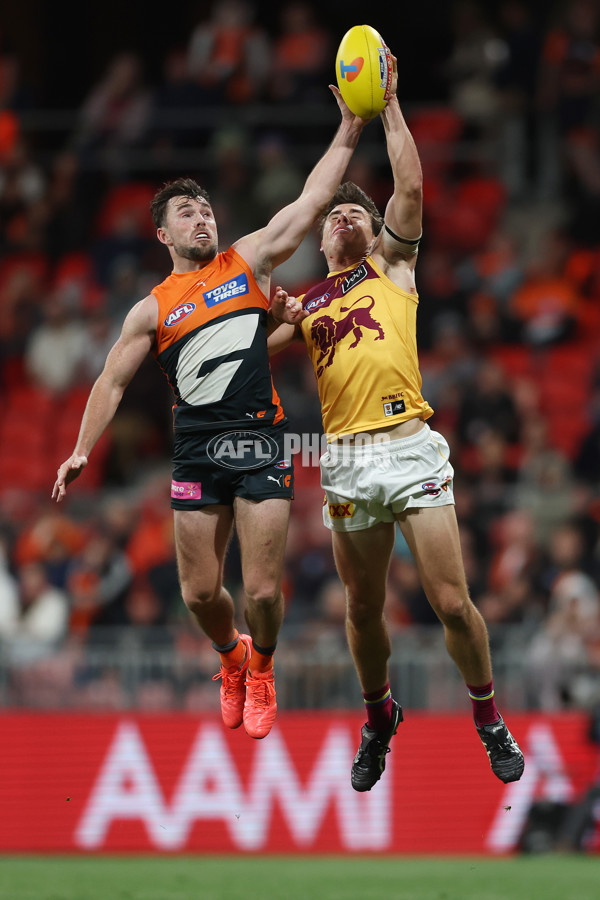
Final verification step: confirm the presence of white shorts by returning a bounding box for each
[320,424,455,532]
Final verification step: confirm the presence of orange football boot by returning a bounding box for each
[243,669,277,739]
[212,633,252,729]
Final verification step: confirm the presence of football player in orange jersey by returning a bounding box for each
[269,53,524,786]
[52,86,370,739]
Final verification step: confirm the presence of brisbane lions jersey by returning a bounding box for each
[152,247,285,433]
[298,255,433,438]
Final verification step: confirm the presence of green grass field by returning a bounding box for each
[0,855,599,900]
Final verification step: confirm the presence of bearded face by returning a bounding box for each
[160,196,219,265]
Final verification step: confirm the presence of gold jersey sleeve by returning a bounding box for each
[298,255,433,438]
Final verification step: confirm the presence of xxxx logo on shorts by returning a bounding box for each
[328,502,355,518]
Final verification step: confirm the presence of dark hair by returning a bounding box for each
[318,182,383,236]
[150,178,211,228]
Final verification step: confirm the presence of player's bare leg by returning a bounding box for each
[234,496,291,738]
[234,496,290,649]
[332,522,403,791]
[397,504,524,782]
[174,505,235,644]
[396,505,491,684]
[331,522,395,693]
[175,506,250,729]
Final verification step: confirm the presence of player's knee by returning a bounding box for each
[245,584,280,612]
[346,588,384,629]
[181,585,219,616]
[432,585,473,626]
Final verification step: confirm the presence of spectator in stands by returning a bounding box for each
[24,287,87,394]
[443,0,503,131]
[252,133,305,223]
[43,151,88,260]
[457,358,522,445]
[493,0,543,198]
[526,570,600,709]
[509,230,581,346]
[13,509,85,590]
[149,47,207,158]
[65,527,133,635]
[0,561,69,664]
[269,1,330,104]
[0,39,35,113]
[187,0,271,104]
[537,0,600,138]
[536,0,600,201]
[79,309,120,384]
[468,428,520,535]
[539,519,595,596]
[516,419,578,546]
[0,136,46,253]
[71,52,151,175]
[206,125,255,249]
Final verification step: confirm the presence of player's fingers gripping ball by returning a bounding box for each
[336,24,393,119]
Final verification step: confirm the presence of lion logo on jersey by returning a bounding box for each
[311,296,384,376]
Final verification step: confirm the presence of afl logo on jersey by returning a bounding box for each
[164,303,196,327]
[305,292,330,313]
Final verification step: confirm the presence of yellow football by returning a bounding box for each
[335,25,392,119]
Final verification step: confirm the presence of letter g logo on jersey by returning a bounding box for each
[164,303,196,327]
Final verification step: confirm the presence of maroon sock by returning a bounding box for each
[363,684,394,732]
[467,681,499,727]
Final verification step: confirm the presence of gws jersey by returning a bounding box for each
[298,255,433,438]
[152,247,285,433]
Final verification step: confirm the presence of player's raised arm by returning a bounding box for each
[379,56,423,261]
[234,89,368,276]
[52,295,158,501]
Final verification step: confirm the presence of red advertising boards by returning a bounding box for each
[0,712,596,853]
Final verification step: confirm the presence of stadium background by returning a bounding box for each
[1,0,600,856]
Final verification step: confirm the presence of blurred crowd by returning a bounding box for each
[1,0,600,712]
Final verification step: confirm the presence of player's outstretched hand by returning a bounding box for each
[329,84,370,128]
[271,286,308,325]
[52,454,88,502]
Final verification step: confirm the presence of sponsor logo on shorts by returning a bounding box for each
[341,263,368,294]
[274,459,290,469]
[171,480,202,500]
[164,303,196,327]
[383,399,406,417]
[203,274,249,307]
[267,472,292,489]
[421,476,452,497]
[304,293,330,313]
[206,430,279,470]
[328,502,355,518]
